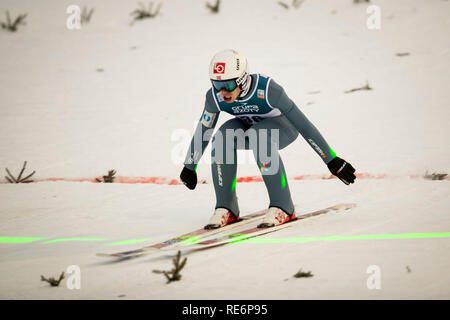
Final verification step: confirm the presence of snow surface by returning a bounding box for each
[0,0,449,299]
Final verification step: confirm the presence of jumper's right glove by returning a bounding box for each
[180,166,197,190]
[327,157,356,185]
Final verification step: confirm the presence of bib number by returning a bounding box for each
[239,115,263,125]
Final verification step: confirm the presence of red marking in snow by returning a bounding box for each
[115,176,181,185]
[44,177,98,183]
[355,173,388,179]
[236,176,263,183]
[1,173,448,185]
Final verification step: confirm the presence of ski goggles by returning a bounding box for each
[211,79,238,92]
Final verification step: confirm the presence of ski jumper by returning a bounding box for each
[184,74,336,216]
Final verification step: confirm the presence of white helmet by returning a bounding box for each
[209,49,249,91]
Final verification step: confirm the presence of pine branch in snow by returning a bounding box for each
[130,2,162,25]
[292,0,305,9]
[206,0,221,14]
[293,268,314,278]
[153,251,187,284]
[0,11,27,32]
[424,170,447,181]
[96,170,116,183]
[344,81,372,94]
[278,2,290,9]
[81,6,94,25]
[41,272,65,287]
[278,0,304,10]
[5,161,36,183]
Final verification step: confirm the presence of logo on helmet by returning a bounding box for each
[213,63,225,74]
[236,58,240,70]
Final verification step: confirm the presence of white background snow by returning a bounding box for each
[0,0,449,299]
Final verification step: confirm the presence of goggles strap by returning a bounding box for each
[239,74,251,97]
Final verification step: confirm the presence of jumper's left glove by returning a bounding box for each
[327,157,356,185]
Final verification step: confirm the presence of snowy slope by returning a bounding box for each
[0,0,449,299]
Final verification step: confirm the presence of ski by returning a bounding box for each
[181,203,357,251]
[96,208,268,259]
[97,203,356,259]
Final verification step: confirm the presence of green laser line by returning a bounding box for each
[1,233,449,246]
[236,232,450,244]
[179,235,203,245]
[42,238,106,244]
[0,237,46,244]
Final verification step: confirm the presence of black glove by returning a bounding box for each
[180,166,197,190]
[327,157,356,185]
